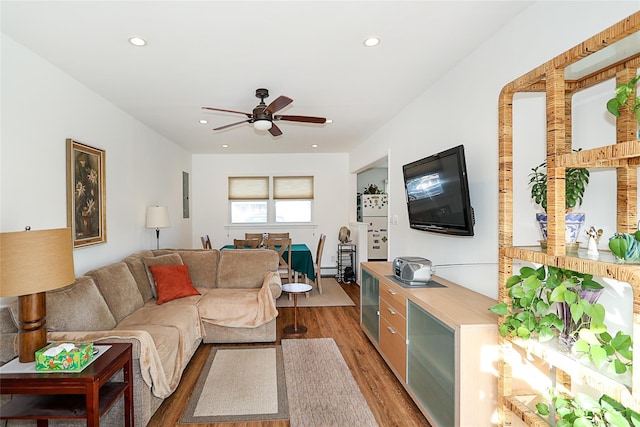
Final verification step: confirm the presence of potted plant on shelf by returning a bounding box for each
[537,389,640,427]
[606,75,640,126]
[529,155,590,250]
[489,265,632,373]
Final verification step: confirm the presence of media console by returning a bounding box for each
[360,262,498,427]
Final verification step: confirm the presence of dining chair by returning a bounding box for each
[201,235,212,249]
[267,232,289,240]
[244,233,264,247]
[313,233,326,294]
[233,239,260,249]
[264,238,292,284]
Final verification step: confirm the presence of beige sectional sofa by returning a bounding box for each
[0,248,282,426]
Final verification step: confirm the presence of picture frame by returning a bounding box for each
[66,139,106,247]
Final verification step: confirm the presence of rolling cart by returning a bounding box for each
[336,243,356,283]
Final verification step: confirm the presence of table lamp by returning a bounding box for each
[0,227,75,362]
[146,206,170,250]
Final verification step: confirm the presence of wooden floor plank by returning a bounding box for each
[147,280,430,427]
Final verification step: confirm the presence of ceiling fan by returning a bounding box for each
[202,88,327,137]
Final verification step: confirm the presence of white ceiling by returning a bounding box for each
[1,1,533,154]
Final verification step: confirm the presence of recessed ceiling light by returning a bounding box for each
[363,37,380,47]
[222,144,229,148]
[199,119,208,124]
[128,36,147,47]
[311,144,318,148]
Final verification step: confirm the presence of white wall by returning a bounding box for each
[348,2,639,299]
[191,152,350,271]
[1,34,192,279]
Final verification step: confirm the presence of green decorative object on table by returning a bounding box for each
[35,342,93,372]
[608,231,640,262]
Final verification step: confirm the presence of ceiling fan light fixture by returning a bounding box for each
[253,120,272,131]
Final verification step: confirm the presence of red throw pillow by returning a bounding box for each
[148,265,200,304]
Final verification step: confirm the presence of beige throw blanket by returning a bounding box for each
[197,271,279,328]
[48,304,203,399]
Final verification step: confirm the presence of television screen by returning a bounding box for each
[402,145,475,236]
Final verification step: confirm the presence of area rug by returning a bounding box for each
[282,338,378,426]
[180,346,288,423]
[277,277,355,307]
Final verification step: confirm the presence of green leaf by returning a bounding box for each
[519,266,537,278]
[581,279,604,290]
[574,418,595,427]
[609,236,629,259]
[605,411,631,427]
[505,275,522,288]
[590,303,606,325]
[574,339,590,354]
[611,331,632,351]
[539,326,555,342]
[564,291,577,305]
[498,323,509,337]
[575,393,601,412]
[536,402,550,416]
[570,303,584,323]
[535,300,549,314]
[608,98,622,117]
[549,284,566,302]
[590,345,608,368]
[579,329,600,345]
[516,326,530,340]
[614,358,628,374]
[489,303,508,315]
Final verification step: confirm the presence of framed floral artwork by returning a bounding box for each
[66,139,106,247]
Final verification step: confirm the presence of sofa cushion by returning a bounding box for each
[46,276,117,331]
[154,250,219,288]
[149,265,201,304]
[86,262,144,323]
[0,306,18,364]
[217,249,279,289]
[123,250,156,302]
[143,254,183,298]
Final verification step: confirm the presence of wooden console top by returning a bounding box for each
[362,262,497,329]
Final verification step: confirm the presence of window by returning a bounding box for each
[229,177,268,224]
[274,176,313,223]
[228,176,313,224]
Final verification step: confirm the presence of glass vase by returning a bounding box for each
[556,287,603,348]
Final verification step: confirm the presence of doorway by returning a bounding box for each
[356,157,388,261]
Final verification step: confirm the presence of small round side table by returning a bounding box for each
[282,282,312,335]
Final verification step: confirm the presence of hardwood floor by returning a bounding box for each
[147,280,431,427]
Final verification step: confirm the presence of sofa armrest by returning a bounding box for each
[267,272,282,299]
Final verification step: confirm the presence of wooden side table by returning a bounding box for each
[282,282,313,335]
[0,342,133,426]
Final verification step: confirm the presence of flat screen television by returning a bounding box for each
[402,145,475,236]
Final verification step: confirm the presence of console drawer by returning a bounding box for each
[380,297,406,336]
[380,317,407,381]
[379,280,406,317]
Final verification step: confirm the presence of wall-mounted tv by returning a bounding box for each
[402,145,475,236]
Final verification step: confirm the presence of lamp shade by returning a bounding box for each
[146,206,170,228]
[0,228,75,297]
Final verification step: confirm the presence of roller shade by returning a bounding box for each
[273,176,314,199]
[228,176,269,200]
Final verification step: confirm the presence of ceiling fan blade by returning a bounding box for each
[269,122,283,137]
[202,106,252,117]
[265,96,293,114]
[213,119,251,131]
[276,115,327,124]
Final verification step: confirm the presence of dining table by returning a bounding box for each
[221,243,315,282]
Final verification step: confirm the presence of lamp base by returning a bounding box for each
[18,292,47,362]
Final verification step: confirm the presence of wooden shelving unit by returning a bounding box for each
[497,12,640,426]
